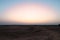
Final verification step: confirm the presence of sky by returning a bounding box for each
[0,0,60,25]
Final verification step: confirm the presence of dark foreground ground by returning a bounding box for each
[0,25,60,40]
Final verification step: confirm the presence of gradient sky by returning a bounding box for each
[0,0,60,25]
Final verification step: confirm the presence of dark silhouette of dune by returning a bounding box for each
[0,25,60,40]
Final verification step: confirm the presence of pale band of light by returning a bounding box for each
[4,3,57,24]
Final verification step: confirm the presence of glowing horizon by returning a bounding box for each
[3,3,57,24]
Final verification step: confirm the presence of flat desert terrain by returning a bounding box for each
[0,25,60,40]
